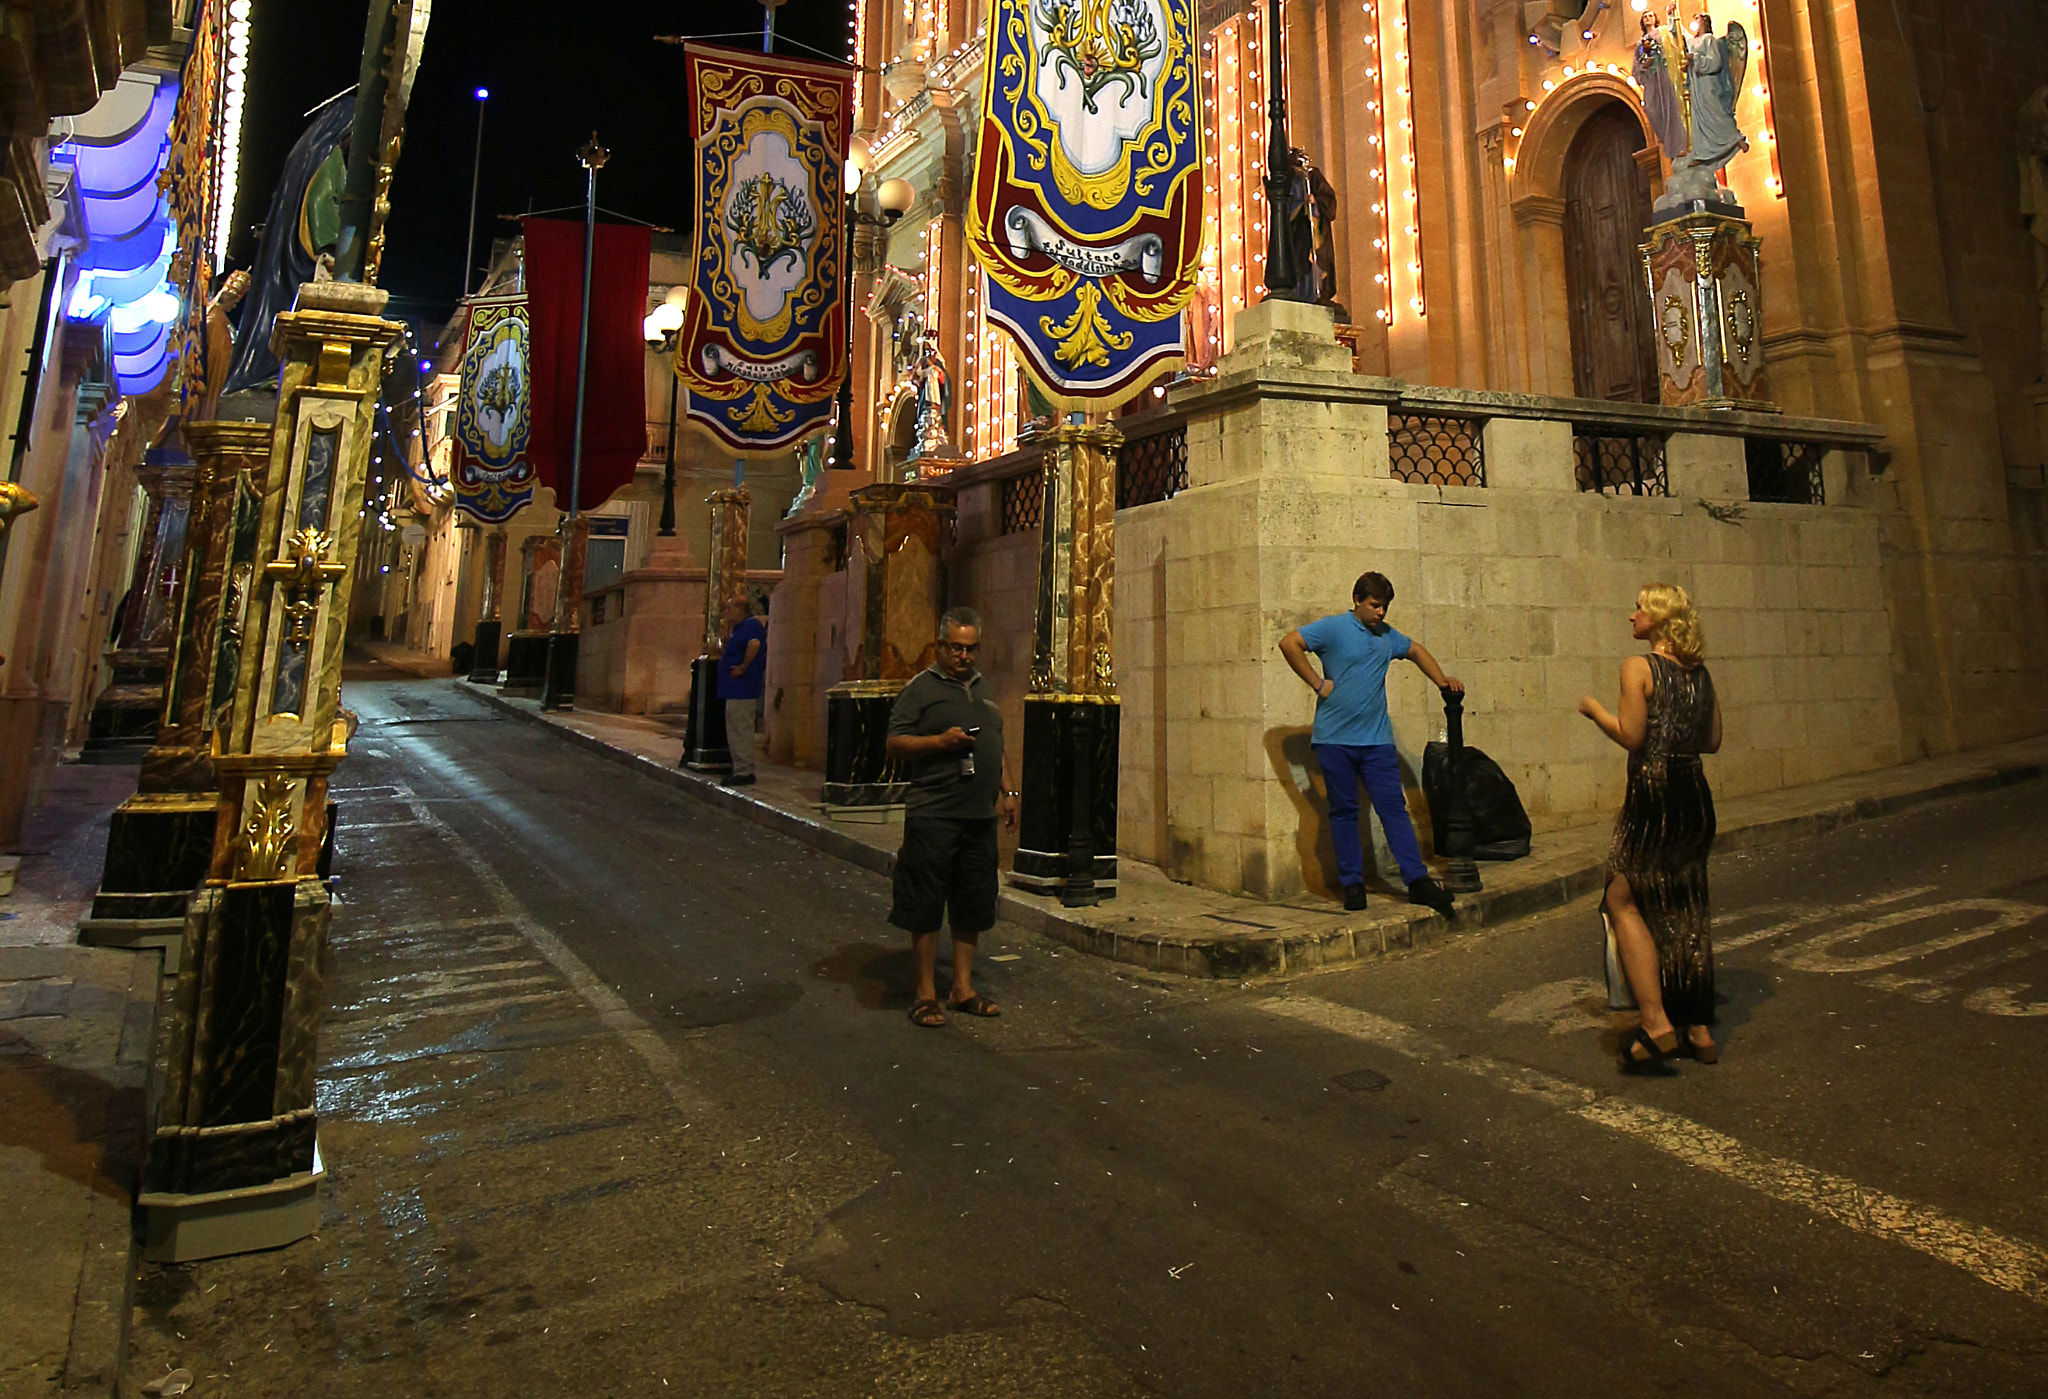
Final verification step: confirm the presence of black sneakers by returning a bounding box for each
[1342,883,1369,912]
[1407,876,1456,916]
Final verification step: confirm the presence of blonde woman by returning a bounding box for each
[1577,584,1723,1070]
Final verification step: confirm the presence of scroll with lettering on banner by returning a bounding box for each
[966,0,1205,410]
[450,293,536,523]
[676,43,852,457]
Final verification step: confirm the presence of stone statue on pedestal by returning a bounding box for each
[1282,148,1344,317]
[1635,2,1750,213]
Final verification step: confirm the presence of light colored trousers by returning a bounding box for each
[724,696,758,778]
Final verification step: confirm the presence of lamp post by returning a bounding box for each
[462,86,488,298]
[643,293,686,533]
[831,146,912,472]
[1261,0,1302,298]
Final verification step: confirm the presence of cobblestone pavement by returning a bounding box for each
[116,676,2048,1397]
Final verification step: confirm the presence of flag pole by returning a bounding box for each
[541,133,608,711]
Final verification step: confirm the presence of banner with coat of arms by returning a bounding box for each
[966,0,1205,410]
[676,43,852,457]
[451,293,537,523]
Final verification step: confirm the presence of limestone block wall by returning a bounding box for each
[946,469,1038,781]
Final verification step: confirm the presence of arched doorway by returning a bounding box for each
[1562,103,1658,403]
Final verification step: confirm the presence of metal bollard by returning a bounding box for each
[1439,688,1484,894]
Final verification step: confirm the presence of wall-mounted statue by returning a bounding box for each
[2020,85,2048,383]
[907,343,956,465]
[1634,2,1750,212]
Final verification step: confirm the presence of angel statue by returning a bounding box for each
[1635,1,1751,211]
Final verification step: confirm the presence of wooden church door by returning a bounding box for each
[1563,103,1659,403]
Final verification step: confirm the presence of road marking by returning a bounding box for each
[335,915,514,939]
[1716,886,1936,951]
[1258,996,2048,1307]
[1775,899,2043,974]
[386,779,710,1114]
[1964,985,2048,1017]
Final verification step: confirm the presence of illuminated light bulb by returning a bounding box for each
[1542,79,1556,90]
[1526,100,1536,110]
[1511,126,1523,136]
[1583,28,1594,39]
[1411,298,1424,310]
[1370,134,1382,145]
[1563,65,1575,75]
[1376,309,1389,321]
[1753,84,1766,97]
[1375,273,1387,284]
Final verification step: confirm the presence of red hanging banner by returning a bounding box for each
[523,217,651,512]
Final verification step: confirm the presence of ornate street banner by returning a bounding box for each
[450,293,536,523]
[677,43,853,457]
[966,0,1205,410]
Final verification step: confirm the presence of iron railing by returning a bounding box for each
[1573,430,1669,496]
[1746,439,1827,505]
[1388,412,1486,487]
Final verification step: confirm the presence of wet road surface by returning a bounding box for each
[123,676,2048,1396]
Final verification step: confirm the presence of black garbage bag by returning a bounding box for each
[1422,742,1533,860]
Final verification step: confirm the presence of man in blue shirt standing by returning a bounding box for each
[717,596,767,787]
[1279,571,1462,915]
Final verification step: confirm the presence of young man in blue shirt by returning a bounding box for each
[718,596,767,786]
[1279,571,1462,915]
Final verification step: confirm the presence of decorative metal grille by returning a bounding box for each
[1573,431,1669,496]
[1117,423,1189,508]
[1388,413,1485,486]
[1000,464,1044,535]
[1745,439,1826,505]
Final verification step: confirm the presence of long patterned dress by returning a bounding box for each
[1607,653,1718,1025]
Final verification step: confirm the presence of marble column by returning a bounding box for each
[683,484,751,771]
[501,532,560,697]
[81,450,199,761]
[82,421,270,962]
[140,280,402,1262]
[466,527,507,681]
[1012,421,1122,902]
[823,483,954,810]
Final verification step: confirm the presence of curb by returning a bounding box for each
[463,682,2046,979]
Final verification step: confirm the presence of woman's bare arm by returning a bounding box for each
[1706,688,1723,754]
[1577,655,1652,751]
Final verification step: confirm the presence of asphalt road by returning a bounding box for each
[123,674,2048,1397]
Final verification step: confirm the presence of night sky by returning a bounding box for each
[238,0,849,329]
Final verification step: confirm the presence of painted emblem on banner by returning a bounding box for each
[677,44,852,457]
[966,0,1204,409]
[452,294,536,523]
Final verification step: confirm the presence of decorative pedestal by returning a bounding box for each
[467,618,502,682]
[539,517,588,712]
[823,681,906,814]
[820,482,954,812]
[81,454,199,762]
[141,280,401,1262]
[1012,697,1120,894]
[1011,421,1122,903]
[681,484,751,772]
[682,656,729,771]
[501,632,550,696]
[1642,204,1772,408]
[84,421,269,957]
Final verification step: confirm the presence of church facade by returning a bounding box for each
[761,0,2048,897]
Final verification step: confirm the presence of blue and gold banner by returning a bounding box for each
[677,43,852,457]
[967,0,1205,410]
[451,293,536,524]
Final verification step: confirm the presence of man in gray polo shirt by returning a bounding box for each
[885,606,1019,1028]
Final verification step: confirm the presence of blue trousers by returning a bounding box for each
[1316,743,1427,887]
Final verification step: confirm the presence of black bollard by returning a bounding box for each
[1062,704,1099,907]
[1439,688,1484,894]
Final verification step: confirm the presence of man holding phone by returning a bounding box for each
[884,606,1020,1028]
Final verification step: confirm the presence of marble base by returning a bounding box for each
[77,915,188,972]
[682,656,730,771]
[80,648,168,764]
[86,793,220,926]
[823,683,907,807]
[139,1139,324,1263]
[821,802,905,824]
[1010,697,1120,896]
[501,631,551,697]
[467,619,502,683]
[538,630,579,709]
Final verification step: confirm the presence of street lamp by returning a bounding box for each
[644,291,687,535]
[1261,0,1301,298]
[830,148,912,472]
[462,86,489,299]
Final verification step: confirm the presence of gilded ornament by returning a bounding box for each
[237,774,298,881]
[1040,281,1134,368]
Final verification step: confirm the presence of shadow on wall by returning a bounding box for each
[1265,728,1437,900]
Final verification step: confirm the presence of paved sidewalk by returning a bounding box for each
[460,678,2048,978]
[1,764,157,1399]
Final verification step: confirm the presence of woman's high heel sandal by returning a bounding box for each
[1682,1037,1719,1065]
[1618,1025,1680,1073]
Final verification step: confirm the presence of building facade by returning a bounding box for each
[756,0,2048,898]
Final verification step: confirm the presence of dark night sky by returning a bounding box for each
[238,0,849,331]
